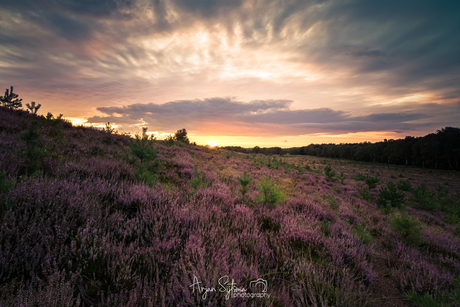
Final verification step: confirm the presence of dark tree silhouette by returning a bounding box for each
[26,101,41,114]
[174,128,189,143]
[0,86,22,110]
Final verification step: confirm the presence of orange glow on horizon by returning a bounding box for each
[65,117,425,149]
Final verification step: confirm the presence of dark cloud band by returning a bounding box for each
[87,97,448,136]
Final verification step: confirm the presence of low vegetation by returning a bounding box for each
[0,98,459,306]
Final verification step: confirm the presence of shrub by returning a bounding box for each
[256,176,285,208]
[225,151,236,159]
[324,164,337,182]
[377,182,405,209]
[135,162,159,187]
[352,173,367,181]
[20,121,48,175]
[435,184,451,208]
[398,180,412,192]
[129,127,157,163]
[390,212,423,247]
[236,171,252,196]
[332,186,341,194]
[352,173,379,189]
[325,194,338,210]
[174,128,189,143]
[358,186,374,202]
[364,176,379,189]
[353,225,372,245]
[336,172,347,184]
[257,156,285,169]
[410,184,437,211]
[305,164,323,175]
[164,134,176,146]
[191,164,209,190]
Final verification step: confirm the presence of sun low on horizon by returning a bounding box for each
[1,0,459,147]
[206,141,217,148]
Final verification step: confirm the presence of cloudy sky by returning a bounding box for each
[1,0,459,147]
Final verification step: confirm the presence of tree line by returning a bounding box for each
[223,127,460,170]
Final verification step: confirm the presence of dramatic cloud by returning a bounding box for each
[1,0,459,145]
[86,97,450,137]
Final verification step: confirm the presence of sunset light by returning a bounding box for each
[1,1,460,305]
[0,0,459,147]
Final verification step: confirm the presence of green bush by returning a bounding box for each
[258,156,285,170]
[353,225,372,245]
[256,176,285,208]
[135,162,159,187]
[225,151,235,159]
[20,121,49,175]
[435,184,451,208]
[129,127,157,163]
[325,194,338,210]
[164,135,176,147]
[410,184,437,211]
[352,173,367,181]
[305,164,323,175]
[397,180,412,192]
[352,173,379,189]
[377,182,405,209]
[332,186,341,194]
[134,161,164,187]
[336,172,347,184]
[321,221,332,237]
[389,212,423,247]
[191,165,209,191]
[324,165,337,182]
[358,186,374,202]
[364,176,380,189]
[237,171,252,196]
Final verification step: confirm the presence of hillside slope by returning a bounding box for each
[1,106,459,306]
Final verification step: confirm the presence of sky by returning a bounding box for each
[1,0,459,147]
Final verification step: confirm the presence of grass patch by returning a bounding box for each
[325,194,338,210]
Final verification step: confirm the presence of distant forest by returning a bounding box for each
[223,127,460,171]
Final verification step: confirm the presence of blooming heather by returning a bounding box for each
[0,106,459,306]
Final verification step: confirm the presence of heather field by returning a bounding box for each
[1,106,460,307]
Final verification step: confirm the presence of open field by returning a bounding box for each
[1,106,460,306]
[280,154,460,194]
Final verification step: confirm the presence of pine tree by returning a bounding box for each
[174,128,189,143]
[26,101,41,114]
[0,86,23,110]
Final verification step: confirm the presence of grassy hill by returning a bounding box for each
[1,106,460,306]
